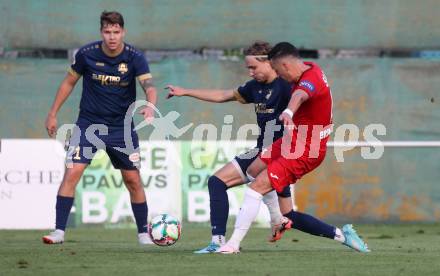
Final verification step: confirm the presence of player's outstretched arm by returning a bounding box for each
[45,73,80,137]
[165,85,235,103]
[279,89,310,127]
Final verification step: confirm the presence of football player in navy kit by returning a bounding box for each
[166,41,296,253]
[43,11,157,245]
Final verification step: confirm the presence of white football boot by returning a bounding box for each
[42,229,65,244]
[218,243,240,254]
[138,233,154,245]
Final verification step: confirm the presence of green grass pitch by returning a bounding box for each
[1,224,440,275]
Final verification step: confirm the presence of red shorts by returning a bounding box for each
[260,136,327,193]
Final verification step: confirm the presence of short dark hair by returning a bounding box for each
[268,42,299,60]
[244,41,272,56]
[100,11,124,29]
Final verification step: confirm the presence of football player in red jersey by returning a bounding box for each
[219,42,370,254]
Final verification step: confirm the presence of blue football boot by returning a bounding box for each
[194,242,221,254]
[342,224,370,253]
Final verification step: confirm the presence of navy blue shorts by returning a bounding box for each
[66,123,140,170]
[232,148,260,179]
[232,148,291,197]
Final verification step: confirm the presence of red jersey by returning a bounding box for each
[260,62,333,191]
[291,62,333,150]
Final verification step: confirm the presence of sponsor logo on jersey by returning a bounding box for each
[92,73,121,86]
[255,103,274,114]
[96,62,105,67]
[299,80,315,92]
[319,124,333,139]
[270,173,279,180]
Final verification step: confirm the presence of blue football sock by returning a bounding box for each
[55,195,74,231]
[208,175,229,236]
[284,210,336,239]
[131,202,148,233]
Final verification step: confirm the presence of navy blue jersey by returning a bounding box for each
[234,78,292,149]
[69,41,151,126]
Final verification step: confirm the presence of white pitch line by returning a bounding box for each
[327,141,440,147]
